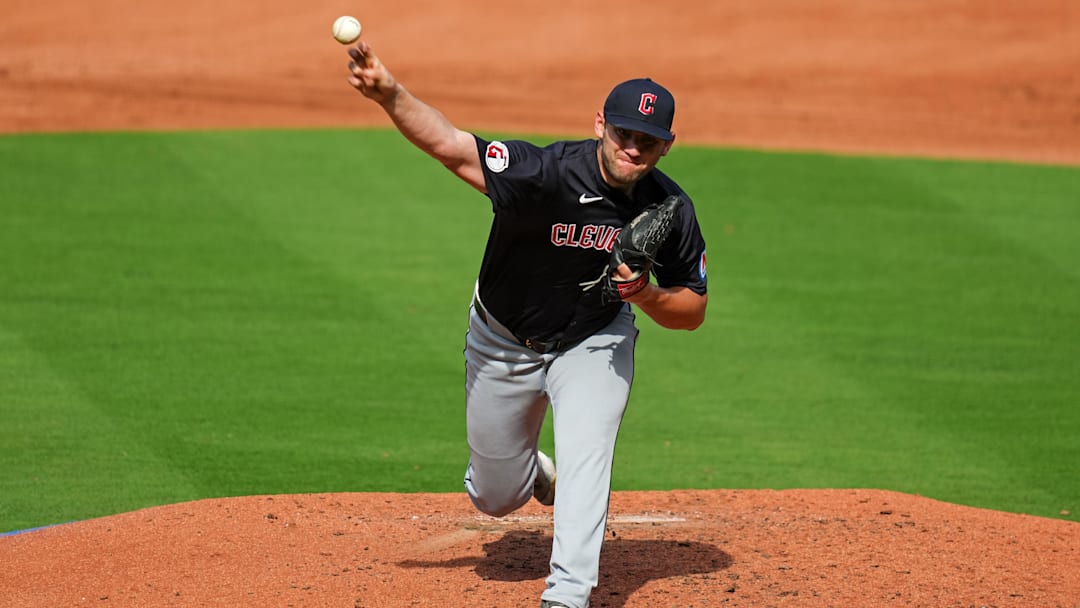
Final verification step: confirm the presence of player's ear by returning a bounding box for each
[594,112,606,139]
[660,132,676,156]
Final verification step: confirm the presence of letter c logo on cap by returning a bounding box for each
[638,93,657,116]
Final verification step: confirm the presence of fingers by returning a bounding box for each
[345,41,393,99]
[613,263,637,280]
[348,41,376,68]
[347,47,369,79]
[345,59,366,93]
[346,47,373,93]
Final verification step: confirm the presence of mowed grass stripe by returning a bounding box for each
[0,324,204,532]
[625,148,1079,516]
[0,131,471,529]
[0,130,1077,531]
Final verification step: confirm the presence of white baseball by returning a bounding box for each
[332,16,362,44]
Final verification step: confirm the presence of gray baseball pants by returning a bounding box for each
[462,293,638,608]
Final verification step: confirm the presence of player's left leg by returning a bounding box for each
[463,301,551,517]
[539,306,638,608]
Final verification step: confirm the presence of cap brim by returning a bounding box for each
[605,113,674,141]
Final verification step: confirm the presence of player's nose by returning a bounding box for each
[620,139,643,157]
[625,133,654,156]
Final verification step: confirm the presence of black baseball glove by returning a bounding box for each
[582,195,685,303]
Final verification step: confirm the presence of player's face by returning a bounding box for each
[594,115,674,190]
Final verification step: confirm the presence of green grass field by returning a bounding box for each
[1,129,1077,533]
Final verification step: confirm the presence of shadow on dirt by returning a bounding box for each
[399,529,732,608]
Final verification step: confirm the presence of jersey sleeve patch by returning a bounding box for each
[699,249,707,281]
[485,141,510,173]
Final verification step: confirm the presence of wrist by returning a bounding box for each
[377,82,404,109]
[617,276,648,302]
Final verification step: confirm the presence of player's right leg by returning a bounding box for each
[462,301,551,517]
[540,306,638,608]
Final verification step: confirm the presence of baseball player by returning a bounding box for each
[346,42,708,608]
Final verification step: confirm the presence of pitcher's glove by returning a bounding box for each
[582,195,685,303]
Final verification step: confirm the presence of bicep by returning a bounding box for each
[441,129,487,194]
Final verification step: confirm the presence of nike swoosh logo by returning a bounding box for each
[579,194,605,204]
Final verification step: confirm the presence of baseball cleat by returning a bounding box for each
[534,450,556,506]
[540,601,570,608]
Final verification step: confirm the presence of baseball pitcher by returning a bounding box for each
[345,41,708,608]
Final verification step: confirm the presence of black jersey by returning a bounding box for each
[474,136,708,346]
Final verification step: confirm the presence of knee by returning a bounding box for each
[463,460,533,517]
[470,494,522,518]
[466,475,531,517]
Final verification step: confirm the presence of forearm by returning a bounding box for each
[378,85,475,172]
[347,42,483,190]
[625,285,707,330]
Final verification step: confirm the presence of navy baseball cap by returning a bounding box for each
[603,78,676,141]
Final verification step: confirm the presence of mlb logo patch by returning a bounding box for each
[485,141,510,173]
[699,250,707,281]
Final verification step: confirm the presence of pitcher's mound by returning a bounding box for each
[2,489,1077,607]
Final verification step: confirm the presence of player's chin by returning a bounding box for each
[611,161,649,185]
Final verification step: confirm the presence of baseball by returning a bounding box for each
[332,16,362,44]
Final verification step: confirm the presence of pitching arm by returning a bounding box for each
[346,42,485,193]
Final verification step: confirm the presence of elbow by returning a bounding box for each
[639,289,707,330]
[683,293,708,330]
[659,309,706,331]
[681,311,706,331]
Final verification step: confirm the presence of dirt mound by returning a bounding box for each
[2,490,1077,607]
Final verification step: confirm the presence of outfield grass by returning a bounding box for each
[1,129,1077,532]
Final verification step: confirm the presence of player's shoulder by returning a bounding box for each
[540,138,597,162]
[476,136,539,158]
[477,135,590,152]
[643,169,696,209]
[477,137,593,165]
